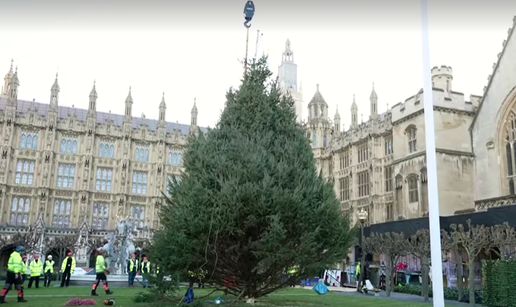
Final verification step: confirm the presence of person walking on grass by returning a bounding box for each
[60,252,76,287]
[91,250,114,296]
[44,255,54,288]
[28,254,43,288]
[0,246,27,303]
[140,257,151,288]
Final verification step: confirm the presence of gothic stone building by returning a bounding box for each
[0,63,203,266]
[279,17,516,232]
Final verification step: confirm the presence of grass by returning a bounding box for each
[2,286,450,306]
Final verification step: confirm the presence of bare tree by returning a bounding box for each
[49,235,79,269]
[449,220,490,305]
[7,231,38,251]
[441,228,464,301]
[408,229,431,302]
[364,232,408,297]
[487,222,516,260]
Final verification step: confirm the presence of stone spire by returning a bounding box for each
[191,97,198,127]
[370,82,378,119]
[7,66,20,107]
[88,81,97,111]
[159,92,166,122]
[351,94,358,129]
[334,105,341,133]
[282,39,294,63]
[50,73,60,108]
[125,86,133,119]
[2,59,14,97]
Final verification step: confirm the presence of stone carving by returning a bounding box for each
[100,218,135,275]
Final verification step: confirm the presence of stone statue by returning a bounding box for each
[101,232,117,273]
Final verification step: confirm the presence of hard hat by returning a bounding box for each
[15,246,24,253]
[47,255,53,259]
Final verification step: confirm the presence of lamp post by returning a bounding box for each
[357,208,368,292]
[420,0,444,305]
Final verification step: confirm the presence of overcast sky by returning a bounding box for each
[0,0,515,128]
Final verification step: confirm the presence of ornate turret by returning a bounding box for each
[124,87,133,122]
[88,81,97,112]
[351,94,358,129]
[307,84,329,121]
[431,65,453,93]
[50,73,60,109]
[190,98,198,135]
[1,59,14,98]
[6,66,20,109]
[159,92,166,122]
[370,83,378,120]
[334,105,341,133]
[278,39,302,122]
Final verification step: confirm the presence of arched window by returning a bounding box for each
[406,125,417,153]
[408,175,419,203]
[312,132,317,147]
[504,111,516,195]
[323,134,327,147]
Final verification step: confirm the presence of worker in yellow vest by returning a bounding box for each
[356,261,361,286]
[44,255,55,288]
[28,254,43,288]
[91,250,114,296]
[288,266,298,287]
[127,254,138,288]
[0,246,27,303]
[140,257,151,288]
[21,255,28,284]
[60,252,76,287]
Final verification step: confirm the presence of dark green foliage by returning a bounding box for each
[151,57,354,300]
[133,291,156,303]
[133,272,180,303]
[483,259,516,307]
[393,284,483,304]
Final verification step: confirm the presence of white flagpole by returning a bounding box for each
[420,0,445,305]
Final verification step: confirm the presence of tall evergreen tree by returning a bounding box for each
[151,57,354,301]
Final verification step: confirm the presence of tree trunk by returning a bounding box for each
[421,256,429,302]
[468,259,475,306]
[456,250,463,301]
[386,258,393,297]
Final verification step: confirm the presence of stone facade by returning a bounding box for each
[275,18,516,225]
[0,62,203,265]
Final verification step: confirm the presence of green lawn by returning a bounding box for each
[3,286,440,306]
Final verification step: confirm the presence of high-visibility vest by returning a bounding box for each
[45,260,55,273]
[29,259,43,277]
[95,255,106,272]
[141,261,151,274]
[356,262,361,275]
[7,252,23,274]
[288,266,298,275]
[128,259,138,272]
[61,256,76,273]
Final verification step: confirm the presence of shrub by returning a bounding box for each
[133,291,156,303]
[393,284,482,304]
[483,259,516,307]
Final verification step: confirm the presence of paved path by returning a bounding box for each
[299,286,481,306]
